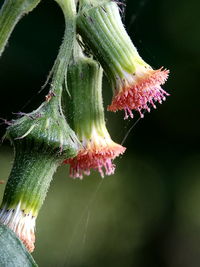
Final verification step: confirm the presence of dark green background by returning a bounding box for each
[0,0,200,266]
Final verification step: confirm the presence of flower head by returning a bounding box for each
[65,126,125,179]
[64,48,125,178]
[77,0,170,119]
[108,67,169,119]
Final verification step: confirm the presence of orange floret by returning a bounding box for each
[65,136,126,179]
[108,68,169,119]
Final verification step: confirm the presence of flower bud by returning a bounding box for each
[64,48,126,178]
[77,0,169,119]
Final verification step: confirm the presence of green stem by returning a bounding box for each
[0,0,40,57]
[49,0,76,111]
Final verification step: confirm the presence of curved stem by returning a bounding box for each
[0,0,40,57]
[49,0,76,112]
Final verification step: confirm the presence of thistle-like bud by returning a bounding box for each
[77,0,169,119]
[64,46,126,178]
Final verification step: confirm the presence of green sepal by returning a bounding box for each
[6,103,79,159]
[79,0,109,9]
[0,224,37,266]
[77,1,148,88]
[1,148,61,215]
[67,53,106,140]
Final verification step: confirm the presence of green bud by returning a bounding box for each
[64,43,126,178]
[77,0,169,119]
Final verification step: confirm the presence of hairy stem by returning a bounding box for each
[0,0,40,57]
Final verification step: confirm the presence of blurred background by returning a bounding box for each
[0,0,200,266]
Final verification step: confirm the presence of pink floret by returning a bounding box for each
[64,144,126,179]
[108,68,169,119]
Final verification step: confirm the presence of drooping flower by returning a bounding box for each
[64,47,126,178]
[65,127,125,178]
[77,0,169,119]
[108,67,169,119]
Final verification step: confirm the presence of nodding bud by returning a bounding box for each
[64,46,126,178]
[77,0,169,119]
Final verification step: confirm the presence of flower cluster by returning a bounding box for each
[0,0,170,254]
[64,0,169,177]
